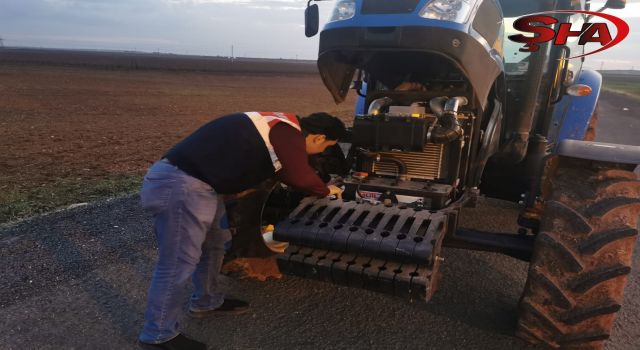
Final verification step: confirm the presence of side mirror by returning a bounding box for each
[604,0,626,9]
[305,3,320,38]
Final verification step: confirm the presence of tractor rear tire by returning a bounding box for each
[516,158,640,349]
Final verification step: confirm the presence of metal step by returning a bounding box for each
[274,198,451,301]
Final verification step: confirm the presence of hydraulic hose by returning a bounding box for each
[358,148,408,181]
[427,96,468,144]
[378,155,407,178]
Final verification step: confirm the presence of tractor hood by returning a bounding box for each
[317,0,505,110]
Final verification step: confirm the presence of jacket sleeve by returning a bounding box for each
[269,123,330,197]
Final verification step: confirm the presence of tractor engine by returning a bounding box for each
[329,51,481,210]
[344,93,476,209]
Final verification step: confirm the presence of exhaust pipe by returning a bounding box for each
[444,96,468,114]
[368,97,393,116]
[427,96,467,144]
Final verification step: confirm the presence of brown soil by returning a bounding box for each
[0,63,355,222]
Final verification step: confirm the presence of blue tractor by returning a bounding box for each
[225,0,640,348]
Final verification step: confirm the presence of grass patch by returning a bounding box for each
[0,173,142,224]
[602,80,640,100]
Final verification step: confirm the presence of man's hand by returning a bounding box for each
[327,185,343,199]
[327,176,344,187]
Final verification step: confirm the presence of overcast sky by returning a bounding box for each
[0,0,638,69]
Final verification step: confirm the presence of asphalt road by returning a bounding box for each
[0,92,638,350]
[596,91,640,146]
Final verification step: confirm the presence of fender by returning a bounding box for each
[556,140,640,165]
[548,69,602,147]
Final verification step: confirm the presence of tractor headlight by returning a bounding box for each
[419,0,473,23]
[329,0,356,22]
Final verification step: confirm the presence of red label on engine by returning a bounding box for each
[358,191,382,200]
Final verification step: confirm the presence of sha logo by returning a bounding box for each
[508,10,629,59]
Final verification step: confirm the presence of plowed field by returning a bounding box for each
[0,63,354,223]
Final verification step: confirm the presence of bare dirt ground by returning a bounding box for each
[0,63,354,222]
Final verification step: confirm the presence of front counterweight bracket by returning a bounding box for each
[274,197,452,301]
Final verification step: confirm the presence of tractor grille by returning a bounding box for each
[361,0,421,14]
[373,143,444,180]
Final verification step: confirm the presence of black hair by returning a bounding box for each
[298,112,346,141]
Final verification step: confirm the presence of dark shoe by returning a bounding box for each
[138,333,206,350]
[188,298,250,318]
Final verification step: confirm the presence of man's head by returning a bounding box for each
[299,112,346,155]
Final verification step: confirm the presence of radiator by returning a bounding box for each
[373,143,444,180]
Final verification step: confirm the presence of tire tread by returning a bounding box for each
[516,163,640,349]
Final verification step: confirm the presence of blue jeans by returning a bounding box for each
[139,159,231,344]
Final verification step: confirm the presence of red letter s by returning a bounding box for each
[508,15,558,52]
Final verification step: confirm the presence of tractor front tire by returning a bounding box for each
[516,158,640,349]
